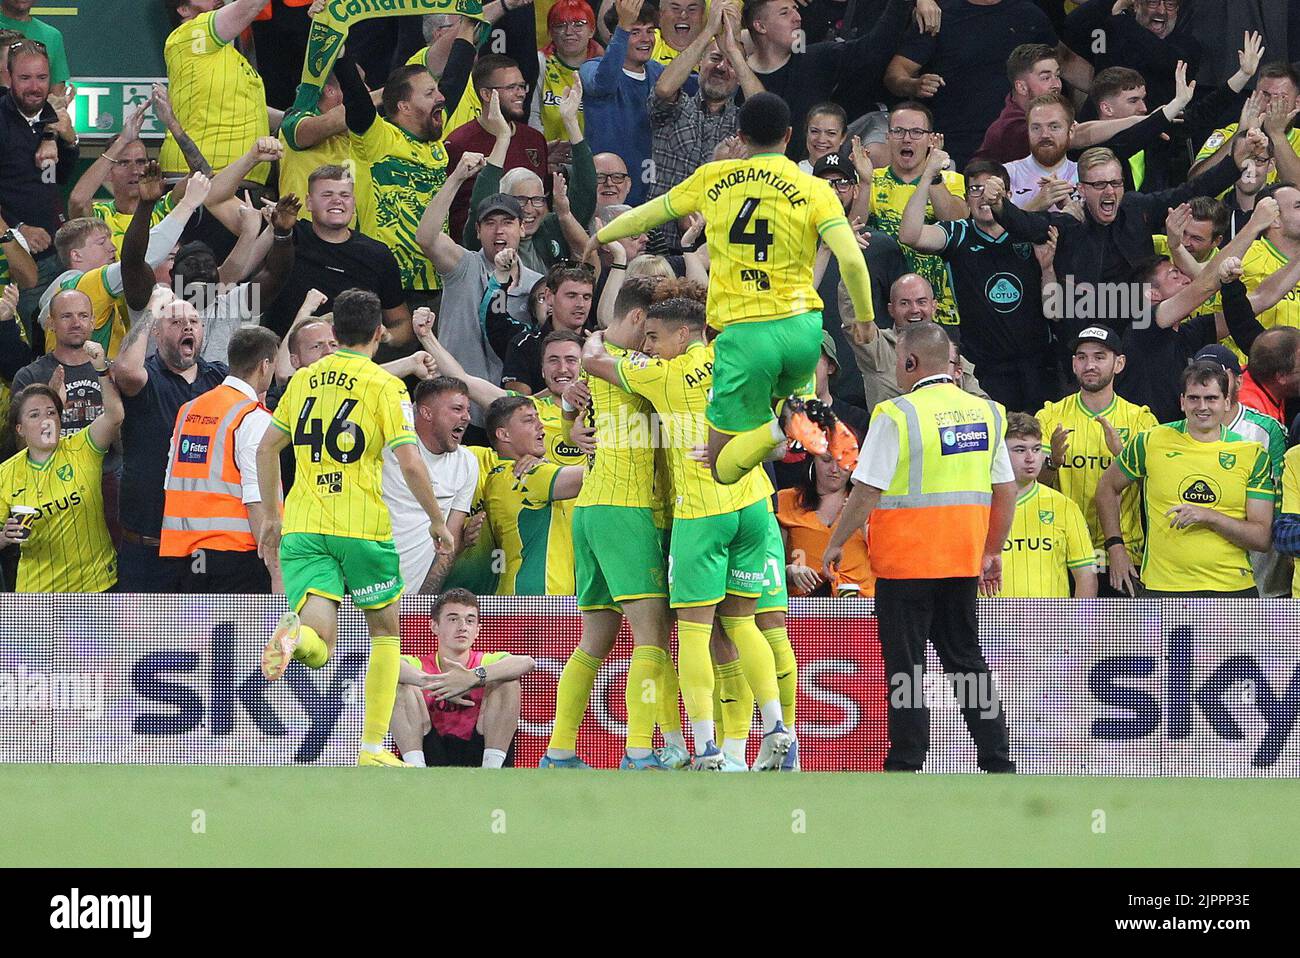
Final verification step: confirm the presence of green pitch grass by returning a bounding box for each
[3,766,1296,867]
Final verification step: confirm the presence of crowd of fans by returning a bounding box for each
[3,0,1300,603]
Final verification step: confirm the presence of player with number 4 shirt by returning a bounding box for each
[588,93,876,488]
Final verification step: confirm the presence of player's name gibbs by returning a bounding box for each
[589,408,708,449]
[705,168,809,206]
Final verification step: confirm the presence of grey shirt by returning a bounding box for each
[13,355,122,472]
[436,248,543,425]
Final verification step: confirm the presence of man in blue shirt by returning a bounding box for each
[580,0,665,206]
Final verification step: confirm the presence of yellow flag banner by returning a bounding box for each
[293,0,484,112]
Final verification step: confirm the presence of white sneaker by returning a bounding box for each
[752,722,793,771]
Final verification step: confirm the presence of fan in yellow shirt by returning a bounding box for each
[650,0,709,66]
[256,288,453,768]
[1097,363,1275,597]
[0,342,121,593]
[161,5,271,185]
[998,413,1096,598]
[591,93,874,492]
[1037,326,1158,572]
[1274,444,1300,598]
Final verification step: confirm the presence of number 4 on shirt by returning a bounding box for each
[730,198,774,263]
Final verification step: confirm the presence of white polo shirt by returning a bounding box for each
[382,439,478,593]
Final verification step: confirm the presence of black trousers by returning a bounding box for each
[180,548,272,594]
[874,576,1015,773]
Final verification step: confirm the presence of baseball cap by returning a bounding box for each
[1193,344,1242,375]
[476,193,523,223]
[821,330,839,370]
[1070,325,1123,355]
[813,151,858,184]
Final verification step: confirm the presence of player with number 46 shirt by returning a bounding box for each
[590,93,876,488]
[255,290,453,768]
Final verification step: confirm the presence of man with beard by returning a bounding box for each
[381,376,480,596]
[258,165,407,340]
[113,286,230,591]
[1006,94,1079,211]
[445,56,551,240]
[336,54,448,316]
[1036,326,1157,594]
[0,40,78,331]
[900,153,1057,412]
[973,43,1062,165]
[650,0,763,224]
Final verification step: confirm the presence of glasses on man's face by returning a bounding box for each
[597,172,629,185]
[968,185,987,196]
[887,126,931,140]
[553,20,589,32]
[824,178,854,192]
[487,82,528,94]
[516,196,548,208]
[1080,179,1124,191]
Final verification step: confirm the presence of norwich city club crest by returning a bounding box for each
[1039,510,1054,524]
[56,464,73,482]
[1219,452,1236,470]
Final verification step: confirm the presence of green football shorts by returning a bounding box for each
[707,311,823,434]
[280,532,403,612]
[572,505,667,611]
[668,499,770,608]
[755,509,789,615]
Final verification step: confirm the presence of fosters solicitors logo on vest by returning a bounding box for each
[940,420,990,456]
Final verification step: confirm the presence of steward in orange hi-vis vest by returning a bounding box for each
[160,383,264,557]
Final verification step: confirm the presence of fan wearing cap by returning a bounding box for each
[1036,325,1156,587]
[1194,342,1292,597]
[417,167,545,428]
[1096,361,1274,598]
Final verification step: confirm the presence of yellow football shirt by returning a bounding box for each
[650,153,847,328]
[351,117,449,292]
[1241,239,1300,332]
[44,267,127,359]
[868,166,964,326]
[443,445,500,596]
[1037,391,1156,568]
[998,482,1094,598]
[0,429,116,592]
[1117,422,1274,593]
[535,53,583,142]
[1196,122,1300,187]
[473,446,576,595]
[576,342,657,509]
[91,195,177,255]
[271,348,417,541]
[617,341,770,519]
[161,11,270,185]
[1281,444,1300,598]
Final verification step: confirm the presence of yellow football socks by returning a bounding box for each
[719,614,781,732]
[762,625,798,727]
[714,420,784,484]
[626,646,665,750]
[677,619,715,746]
[657,651,682,735]
[548,647,601,753]
[361,635,400,748]
[716,658,754,754]
[293,624,330,669]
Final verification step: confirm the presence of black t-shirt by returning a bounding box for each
[11,355,123,472]
[1116,315,1218,424]
[120,355,228,537]
[897,0,1056,166]
[937,219,1051,369]
[261,222,406,337]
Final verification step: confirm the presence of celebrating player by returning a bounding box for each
[586,92,875,485]
[581,281,793,771]
[255,289,454,768]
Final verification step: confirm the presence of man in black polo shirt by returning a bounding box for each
[502,266,594,394]
[0,40,78,337]
[258,164,408,341]
[111,286,227,592]
[899,151,1057,412]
